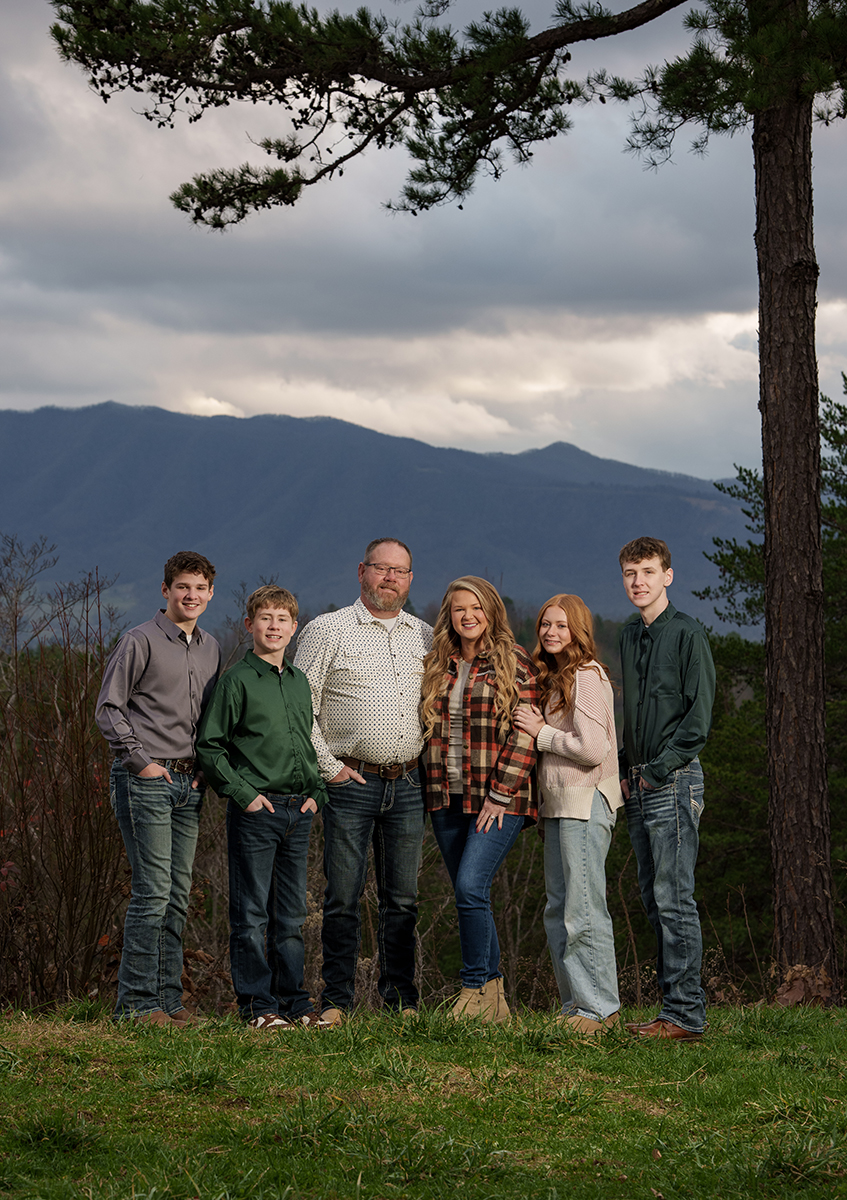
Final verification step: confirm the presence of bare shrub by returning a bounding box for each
[0,535,124,1005]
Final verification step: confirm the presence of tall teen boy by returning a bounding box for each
[96,551,220,1026]
[197,586,329,1029]
[618,537,715,1042]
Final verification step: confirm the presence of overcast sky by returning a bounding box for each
[3,0,846,479]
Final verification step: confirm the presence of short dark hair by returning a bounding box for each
[619,537,671,572]
[246,585,299,622]
[163,551,216,587]
[363,538,413,568]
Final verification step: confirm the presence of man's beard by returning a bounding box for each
[362,580,410,614]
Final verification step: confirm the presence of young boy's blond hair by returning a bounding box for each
[246,585,298,623]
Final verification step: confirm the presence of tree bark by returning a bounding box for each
[754,95,839,995]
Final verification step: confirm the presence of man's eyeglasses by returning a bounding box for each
[364,563,412,578]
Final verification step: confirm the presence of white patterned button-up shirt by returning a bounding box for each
[294,598,434,780]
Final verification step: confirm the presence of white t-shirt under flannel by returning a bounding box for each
[293,597,434,780]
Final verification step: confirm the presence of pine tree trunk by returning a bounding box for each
[754,96,839,996]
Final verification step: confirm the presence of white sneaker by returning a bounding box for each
[291,1011,335,1029]
[247,1013,292,1030]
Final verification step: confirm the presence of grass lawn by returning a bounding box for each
[1,1004,846,1199]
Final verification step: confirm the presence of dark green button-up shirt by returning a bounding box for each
[196,650,328,810]
[618,603,716,788]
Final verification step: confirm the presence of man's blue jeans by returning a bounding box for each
[625,758,706,1033]
[227,796,314,1021]
[321,767,425,1011]
[110,761,202,1018]
[429,796,523,989]
[544,789,620,1022]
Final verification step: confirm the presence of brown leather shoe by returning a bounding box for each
[170,1008,205,1027]
[137,1009,176,1028]
[632,1017,702,1042]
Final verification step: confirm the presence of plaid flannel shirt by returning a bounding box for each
[424,644,538,821]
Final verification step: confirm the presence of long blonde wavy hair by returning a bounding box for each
[420,576,520,739]
[532,594,607,716]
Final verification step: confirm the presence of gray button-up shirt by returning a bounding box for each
[96,609,221,773]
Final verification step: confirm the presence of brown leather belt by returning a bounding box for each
[341,756,417,780]
[152,757,196,775]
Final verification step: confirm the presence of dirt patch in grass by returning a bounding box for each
[605,1088,672,1117]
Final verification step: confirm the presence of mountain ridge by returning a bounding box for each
[0,402,748,630]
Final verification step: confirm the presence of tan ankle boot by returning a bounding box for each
[478,978,511,1024]
[556,1010,620,1037]
[451,985,486,1018]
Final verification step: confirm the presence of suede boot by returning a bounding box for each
[556,1010,620,1037]
[479,977,511,1024]
[451,986,486,1018]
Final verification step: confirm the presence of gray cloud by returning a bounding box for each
[2,0,846,478]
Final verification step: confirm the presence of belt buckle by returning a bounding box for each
[378,762,398,779]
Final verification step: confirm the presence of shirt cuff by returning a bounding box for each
[123,750,151,775]
[642,765,668,789]
[320,756,346,781]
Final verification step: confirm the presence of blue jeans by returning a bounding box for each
[625,758,706,1033]
[110,761,202,1018]
[227,796,314,1021]
[544,790,620,1022]
[321,768,425,1011]
[430,796,524,989]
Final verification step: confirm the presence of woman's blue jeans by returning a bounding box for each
[430,796,523,988]
[227,796,314,1021]
[544,789,620,1022]
[110,761,202,1018]
[625,759,706,1033]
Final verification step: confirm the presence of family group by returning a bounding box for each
[95,534,715,1041]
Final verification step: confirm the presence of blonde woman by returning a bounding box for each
[421,577,537,1022]
[514,595,622,1035]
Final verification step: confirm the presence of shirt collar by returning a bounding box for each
[154,608,205,643]
[643,602,677,639]
[244,648,292,676]
[353,596,414,627]
[448,648,490,672]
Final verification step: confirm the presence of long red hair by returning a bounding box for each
[532,594,607,715]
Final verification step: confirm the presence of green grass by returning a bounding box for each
[1,1005,846,1199]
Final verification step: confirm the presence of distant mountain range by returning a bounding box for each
[0,403,749,631]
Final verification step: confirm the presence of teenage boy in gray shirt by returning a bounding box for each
[618,537,715,1042]
[96,551,220,1026]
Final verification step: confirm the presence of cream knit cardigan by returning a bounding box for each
[535,663,623,821]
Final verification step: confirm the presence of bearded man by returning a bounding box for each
[294,538,433,1020]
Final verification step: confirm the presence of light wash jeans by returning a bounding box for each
[321,767,425,1012]
[227,795,314,1022]
[430,795,524,989]
[625,758,706,1033]
[544,789,620,1022]
[110,761,202,1018]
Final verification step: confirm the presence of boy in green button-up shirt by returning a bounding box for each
[617,537,715,1043]
[197,586,329,1030]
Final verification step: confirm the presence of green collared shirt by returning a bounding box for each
[196,650,328,810]
[618,603,716,789]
